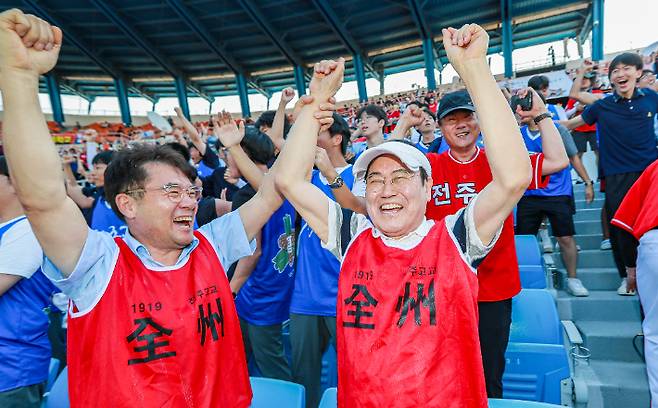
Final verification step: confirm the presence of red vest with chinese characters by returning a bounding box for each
[426,149,547,301]
[337,220,487,408]
[66,231,251,408]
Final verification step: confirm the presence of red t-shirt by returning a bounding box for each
[611,159,658,240]
[428,102,438,114]
[337,220,487,407]
[425,149,548,302]
[566,89,604,133]
[67,232,251,408]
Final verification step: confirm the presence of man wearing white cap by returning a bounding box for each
[276,24,532,407]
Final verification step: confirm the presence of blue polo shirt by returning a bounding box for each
[581,88,658,176]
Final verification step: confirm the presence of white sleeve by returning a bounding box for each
[198,210,256,271]
[0,220,43,278]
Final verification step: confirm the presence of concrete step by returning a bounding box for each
[577,320,644,363]
[587,361,650,408]
[573,220,603,236]
[573,208,603,222]
[557,290,642,322]
[575,197,605,210]
[556,268,620,291]
[551,234,606,251]
[554,248,615,269]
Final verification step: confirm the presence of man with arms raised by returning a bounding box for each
[275,24,532,407]
[0,9,331,407]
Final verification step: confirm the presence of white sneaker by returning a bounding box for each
[600,239,612,250]
[617,278,636,296]
[567,278,590,297]
[539,229,553,253]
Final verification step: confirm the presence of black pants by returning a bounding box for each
[478,298,513,398]
[0,382,45,408]
[605,171,642,277]
[289,314,337,408]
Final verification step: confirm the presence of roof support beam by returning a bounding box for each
[89,0,213,104]
[353,54,368,102]
[501,0,514,77]
[236,74,251,118]
[293,65,307,95]
[577,7,593,45]
[235,0,311,81]
[310,0,383,82]
[22,0,120,79]
[128,86,157,104]
[45,74,65,125]
[163,0,271,98]
[406,0,440,89]
[591,0,604,61]
[175,77,190,120]
[114,77,132,126]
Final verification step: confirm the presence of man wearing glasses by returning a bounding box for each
[0,9,336,407]
[275,24,533,406]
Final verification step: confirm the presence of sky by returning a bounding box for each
[3,0,658,118]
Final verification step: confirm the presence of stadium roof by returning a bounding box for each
[1,0,595,101]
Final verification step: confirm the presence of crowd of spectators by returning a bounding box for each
[1,7,658,408]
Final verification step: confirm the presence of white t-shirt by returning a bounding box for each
[0,216,43,279]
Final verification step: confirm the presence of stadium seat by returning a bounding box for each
[509,289,562,344]
[515,235,547,289]
[249,377,305,408]
[503,343,570,404]
[515,235,543,266]
[45,367,69,408]
[45,358,61,393]
[318,387,337,408]
[489,398,564,407]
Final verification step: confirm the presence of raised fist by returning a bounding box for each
[281,87,295,105]
[442,24,488,74]
[0,9,62,78]
[309,58,345,101]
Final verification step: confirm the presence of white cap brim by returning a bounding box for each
[353,141,432,182]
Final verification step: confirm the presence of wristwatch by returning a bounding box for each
[533,112,552,124]
[329,175,344,189]
[584,180,594,186]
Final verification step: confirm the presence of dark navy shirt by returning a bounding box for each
[581,88,658,176]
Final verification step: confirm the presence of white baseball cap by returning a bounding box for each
[353,141,432,182]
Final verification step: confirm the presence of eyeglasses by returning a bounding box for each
[365,170,419,193]
[124,183,203,203]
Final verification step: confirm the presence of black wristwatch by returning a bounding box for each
[584,180,594,186]
[533,112,552,124]
[328,176,344,189]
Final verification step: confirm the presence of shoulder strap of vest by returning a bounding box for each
[340,208,354,254]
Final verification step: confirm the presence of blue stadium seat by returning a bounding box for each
[45,367,69,408]
[46,358,61,392]
[249,377,305,408]
[503,343,570,404]
[515,235,543,266]
[509,289,562,345]
[489,398,564,407]
[518,265,547,289]
[318,387,337,408]
[515,235,547,289]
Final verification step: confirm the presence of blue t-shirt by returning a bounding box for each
[197,161,215,178]
[581,88,658,176]
[235,200,297,325]
[91,195,128,238]
[520,125,573,197]
[289,166,355,316]
[0,217,59,392]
